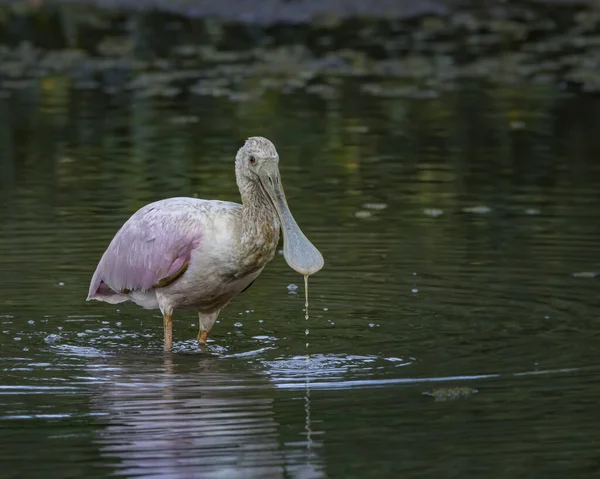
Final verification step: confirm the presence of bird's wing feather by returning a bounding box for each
[87,199,211,300]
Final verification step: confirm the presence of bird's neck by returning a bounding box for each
[238,181,280,266]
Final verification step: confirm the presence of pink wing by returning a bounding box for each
[87,201,203,302]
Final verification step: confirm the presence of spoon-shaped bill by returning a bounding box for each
[259,162,324,276]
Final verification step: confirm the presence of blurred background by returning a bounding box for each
[2,0,600,478]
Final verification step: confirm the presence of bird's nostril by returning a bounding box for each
[268,176,273,186]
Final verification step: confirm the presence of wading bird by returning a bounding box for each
[87,137,324,351]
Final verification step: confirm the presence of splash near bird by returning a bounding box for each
[87,137,324,351]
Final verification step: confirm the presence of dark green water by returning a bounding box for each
[3,4,600,478]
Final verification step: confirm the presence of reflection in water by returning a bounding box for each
[88,354,325,478]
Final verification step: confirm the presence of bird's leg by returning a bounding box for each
[198,311,220,346]
[163,312,173,352]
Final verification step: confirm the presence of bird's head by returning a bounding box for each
[235,137,324,276]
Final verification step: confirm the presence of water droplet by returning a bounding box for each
[216,320,220,324]
[23,347,29,352]
[525,208,540,215]
[278,249,283,255]
[323,307,328,311]
[234,322,243,327]
[27,320,35,325]
[258,320,264,323]
[305,329,309,335]
[57,326,63,330]
[102,321,109,325]
[287,284,298,291]
[77,332,86,337]
[368,323,375,328]
[412,288,418,293]
[245,310,250,313]
[116,322,121,327]
[57,281,65,286]
[14,337,21,341]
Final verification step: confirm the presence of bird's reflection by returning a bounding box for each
[88,351,325,478]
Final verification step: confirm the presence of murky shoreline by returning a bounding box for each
[2,0,600,95]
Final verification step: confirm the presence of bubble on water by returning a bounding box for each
[116,322,122,326]
[251,310,254,313]
[278,249,283,255]
[57,282,65,286]
[462,205,491,214]
[27,320,35,325]
[23,347,29,352]
[14,337,21,341]
[368,323,374,328]
[572,272,598,279]
[57,326,63,331]
[287,284,298,291]
[234,322,243,327]
[102,321,109,325]
[305,329,309,335]
[363,203,387,210]
[412,288,418,293]
[525,208,540,215]
[413,272,417,276]
[423,208,444,217]
[245,310,250,313]
[323,307,328,311]
[44,334,61,344]
[354,210,372,219]
[258,320,264,323]
[216,320,220,324]
[77,332,86,337]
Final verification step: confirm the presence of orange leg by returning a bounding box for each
[163,312,173,352]
[197,311,219,347]
[197,330,209,345]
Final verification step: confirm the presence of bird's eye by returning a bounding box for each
[249,156,256,165]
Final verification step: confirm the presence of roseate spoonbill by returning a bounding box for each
[87,137,324,351]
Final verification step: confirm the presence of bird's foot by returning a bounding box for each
[197,330,209,346]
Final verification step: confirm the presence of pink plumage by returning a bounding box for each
[87,199,202,303]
